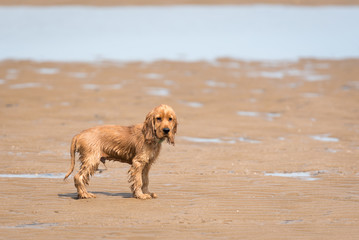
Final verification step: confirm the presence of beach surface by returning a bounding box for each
[0,1,359,239]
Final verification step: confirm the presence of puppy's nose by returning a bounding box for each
[163,128,170,134]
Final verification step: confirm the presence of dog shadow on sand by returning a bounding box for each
[58,192,132,199]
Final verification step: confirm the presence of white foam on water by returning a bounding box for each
[0,6,359,62]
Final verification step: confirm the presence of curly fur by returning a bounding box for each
[64,104,177,199]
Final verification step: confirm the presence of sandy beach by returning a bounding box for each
[0,1,359,239]
[1,58,358,239]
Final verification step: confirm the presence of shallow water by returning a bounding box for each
[0,222,59,229]
[179,101,203,108]
[144,73,163,79]
[311,134,339,142]
[146,87,170,96]
[237,111,261,117]
[237,111,281,121]
[37,68,59,75]
[68,72,87,78]
[237,137,261,144]
[180,136,260,144]
[180,136,236,144]
[0,173,66,179]
[82,83,122,90]
[249,68,332,81]
[0,6,359,61]
[302,92,321,98]
[264,172,319,181]
[9,83,43,89]
[206,80,235,88]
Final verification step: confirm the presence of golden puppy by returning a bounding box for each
[64,104,177,199]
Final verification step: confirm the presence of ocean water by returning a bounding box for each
[0,5,358,62]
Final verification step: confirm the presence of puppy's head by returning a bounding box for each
[142,104,177,145]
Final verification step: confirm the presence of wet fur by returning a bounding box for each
[64,104,177,199]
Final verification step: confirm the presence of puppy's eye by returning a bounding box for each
[156,117,162,121]
[168,117,173,121]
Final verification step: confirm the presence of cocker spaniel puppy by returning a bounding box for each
[64,104,177,200]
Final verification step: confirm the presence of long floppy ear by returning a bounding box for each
[168,116,178,146]
[142,110,155,142]
[173,117,178,135]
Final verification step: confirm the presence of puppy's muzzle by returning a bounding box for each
[162,128,170,134]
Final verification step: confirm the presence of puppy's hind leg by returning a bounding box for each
[74,155,100,199]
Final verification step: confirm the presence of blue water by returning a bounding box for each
[0,5,359,62]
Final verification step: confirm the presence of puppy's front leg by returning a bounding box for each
[142,164,157,199]
[128,159,152,200]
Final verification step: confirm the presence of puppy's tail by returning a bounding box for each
[64,134,78,180]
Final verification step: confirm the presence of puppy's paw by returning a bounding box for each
[135,193,152,200]
[143,191,158,199]
[78,192,96,199]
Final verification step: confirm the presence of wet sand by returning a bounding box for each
[1,1,359,240]
[1,58,359,239]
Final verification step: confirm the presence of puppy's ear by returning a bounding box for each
[168,116,178,146]
[173,116,178,135]
[142,110,155,142]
